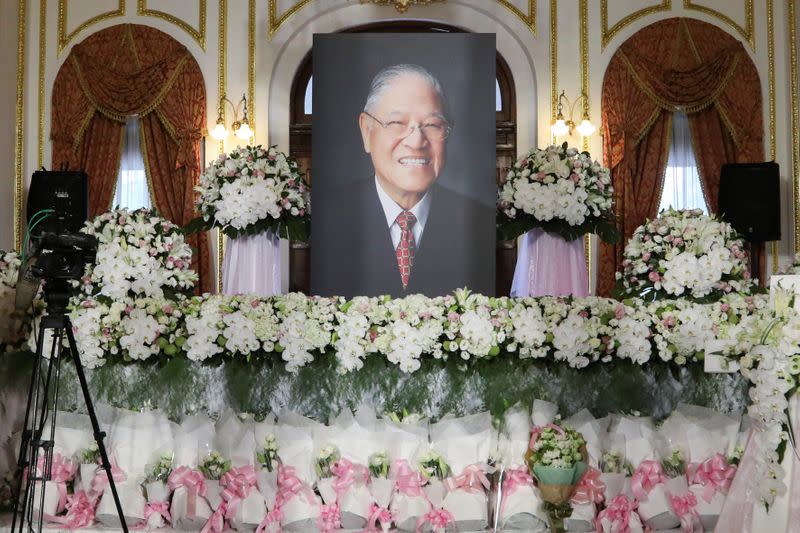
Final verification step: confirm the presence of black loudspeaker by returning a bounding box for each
[718,161,780,242]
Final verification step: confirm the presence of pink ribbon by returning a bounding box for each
[365,503,396,531]
[570,466,606,505]
[200,503,226,533]
[46,490,96,530]
[168,466,208,520]
[686,453,736,503]
[254,507,283,533]
[415,507,456,532]
[220,465,258,520]
[499,466,534,519]
[443,464,490,494]
[595,494,637,533]
[317,503,341,532]
[331,457,370,499]
[144,500,172,525]
[90,458,126,498]
[528,423,566,449]
[275,463,316,508]
[630,460,666,501]
[37,452,78,513]
[669,491,699,532]
[391,459,426,497]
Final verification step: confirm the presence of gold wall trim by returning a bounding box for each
[137,0,207,50]
[217,0,226,292]
[789,0,799,253]
[550,0,557,124]
[767,0,777,271]
[268,0,312,40]
[57,0,126,54]
[248,0,255,142]
[601,0,671,50]
[38,0,46,170]
[14,0,26,251]
[684,0,754,49]
[497,0,536,36]
[580,0,590,288]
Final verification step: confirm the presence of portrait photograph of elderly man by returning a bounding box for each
[311,33,496,298]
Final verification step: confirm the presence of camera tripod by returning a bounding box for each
[11,279,128,533]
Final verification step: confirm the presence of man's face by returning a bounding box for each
[359,74,447,205]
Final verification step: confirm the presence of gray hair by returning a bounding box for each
[363,64,449,120]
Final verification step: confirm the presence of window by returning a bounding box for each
[658,111,708,214]
[113,117,151,210]
[495,78,502,112]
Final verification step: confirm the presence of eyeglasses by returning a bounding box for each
[363,111,452,141]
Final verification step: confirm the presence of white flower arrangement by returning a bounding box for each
[78,208,197,302]
[497,143,617,242]
[190,145,310,241]
[616,208,756,302]
[0,250,27,352]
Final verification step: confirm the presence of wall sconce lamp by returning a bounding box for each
[551,90,596,138]
[211,93,253,141]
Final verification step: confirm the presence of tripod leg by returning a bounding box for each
[64,320,129,533]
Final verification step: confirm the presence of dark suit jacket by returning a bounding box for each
[311,179,494,298]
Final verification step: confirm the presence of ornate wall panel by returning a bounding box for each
[268,0,311,39]
[57,0,125,54]
[684,0,754,48]
[601,0,671,49]
[496,0,536,36]
[790,0,799,252]
[137,0,207,50]
[14,0,25,250]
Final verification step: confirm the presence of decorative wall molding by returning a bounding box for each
[248,0,255,141]
[137,0,207,50]
[268,0,312,40]
[57,0,126,54]
[217,0,227,292]
[767,0,777,269]
[684,0,754,49]
[14,0,26,250]
[38,0,46,170]
[789,0,799,252]
[549,0,557,123]
[496,0,536,36]
[601,0,671,50]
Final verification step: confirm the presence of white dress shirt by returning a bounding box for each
[375,177,431,249]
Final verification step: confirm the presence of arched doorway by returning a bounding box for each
[288,21,518,294]
[598,17,764,296]
[50,24,212,292]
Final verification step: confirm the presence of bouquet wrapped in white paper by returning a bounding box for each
[495,406,548,532]
[170,414,216,531]
[386,415,431,531]
[595,495,644,532]
[143,454,174,528]
[275,412,321,531]
[216,413,266,531]
[597,432,632,502]
[431,413,493,531]
[254,414,279,511]
[679,404,740,530]
[561,409,606,532]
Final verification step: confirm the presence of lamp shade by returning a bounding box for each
[576,119,596,137]
[211,121,229,140]
[235,122,253,140]
[551,119,569,138]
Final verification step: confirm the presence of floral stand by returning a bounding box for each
[510,228,588,297]
[222,232,281,296]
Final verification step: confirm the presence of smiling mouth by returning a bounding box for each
[398,157,429,166]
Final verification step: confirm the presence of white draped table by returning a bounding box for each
[510,228,589,297]
[221,232,281,296]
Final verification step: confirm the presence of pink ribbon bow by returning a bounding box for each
[331,457,370,498]
[415,507,456,532]
[276,463,316,508]
[528,423,566,449]
[37,452,78,514]
[144,500,172,525]
[631,460,666,501]
[686,453,737,503]
[669,491,700,532]
[365,503,396,531]
[390,459,425,497]
[220,465,258,520]
[168,466,208,520]
[46,490,96,530]
[317,503,341,532]
[595,494,638,533]
[570,466,606,505]
[499,466,534,519]
[254,507,283,533]
[200,504,226,533]
[443,464,490,494]
[90,458,126,498]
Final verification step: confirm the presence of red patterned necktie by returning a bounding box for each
[395,211,417,289]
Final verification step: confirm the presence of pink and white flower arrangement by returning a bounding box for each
[616,208,755,302]
[497,143,618,242]
[190,145,309,241]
